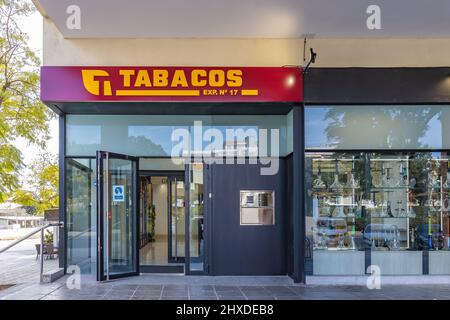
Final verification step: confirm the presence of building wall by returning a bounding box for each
[44,19,450,67]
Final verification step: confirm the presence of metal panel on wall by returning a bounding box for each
[304,68,450,104]
[210,161,287,275]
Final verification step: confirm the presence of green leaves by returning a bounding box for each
[0,143,21,202]
[0,0,55,200]
[10,152,58,215]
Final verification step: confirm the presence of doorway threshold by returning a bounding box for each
[140,265,184,274]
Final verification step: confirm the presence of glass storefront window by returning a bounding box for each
[66,114,289,157]
[66,158,97,275]
[305,105,450,150]
[305,151,450,275]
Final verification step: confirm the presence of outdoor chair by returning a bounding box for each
[35,244,58,260]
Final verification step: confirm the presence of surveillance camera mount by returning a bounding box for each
[303,48,317,74]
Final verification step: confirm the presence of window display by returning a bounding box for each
[305,152,450,275]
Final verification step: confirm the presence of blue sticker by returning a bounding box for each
[112,185,125,202]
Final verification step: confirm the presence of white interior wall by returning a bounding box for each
[152,181,168,237]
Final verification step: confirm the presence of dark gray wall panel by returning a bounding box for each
[305,68,450,104]
[285,154,294,277]
[210,162,286,275]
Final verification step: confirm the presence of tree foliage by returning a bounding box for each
[0,0,54,201]
[11,152,58,214]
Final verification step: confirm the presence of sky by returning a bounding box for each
[14,9,59,182]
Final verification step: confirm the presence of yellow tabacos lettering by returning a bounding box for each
[117,69,244,89]
[82,68,259,97]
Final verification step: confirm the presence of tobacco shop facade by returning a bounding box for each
[42,66,450,283]
[36,1,450,284]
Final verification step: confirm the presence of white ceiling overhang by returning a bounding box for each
[34,0,450,38]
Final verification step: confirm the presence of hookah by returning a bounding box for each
[379,201,388,217]
[313,163,326,189]
[338,234,345,249]
[410,227,416,250]
[336,201,346,218]
[348,223,356,250]
[384,165,392,187]
[396,161,408,186]
[390,228,400,250]
[430,172,440,189]
[386,200,394,217]
[395,199,406,217]
[320,229,328,249]
[444,171,450,189]
[372,161,383,188]
[347,156,360,189]
[427,160,440,189]
[330,159,343,190]
[347,156,359,218]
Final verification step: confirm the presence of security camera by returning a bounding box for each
[310,48,317,64]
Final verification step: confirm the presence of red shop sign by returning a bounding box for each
[40,66,302,103]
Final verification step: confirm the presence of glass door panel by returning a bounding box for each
[169,177,185,262]
[97,151,138,280]
[187,162,205,272]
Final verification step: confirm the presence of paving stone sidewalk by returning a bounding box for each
[0,239,58,284]
[2,277,450,300]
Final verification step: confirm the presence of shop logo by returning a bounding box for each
[80,68,259,98]
[82,70,112,96]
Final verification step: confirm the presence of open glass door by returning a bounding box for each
[97,151,139,281]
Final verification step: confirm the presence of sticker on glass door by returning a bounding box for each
[113,185,125,202]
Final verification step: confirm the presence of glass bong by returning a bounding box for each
[378,201,388,217]
[396,162,408,187]
[371,162,383,188]
[347,156,360,189]
[383,166,393,187]
[427,161,440,189]
[389,228,401,250]
[330,159,343,190]
[315,228,328,249]
[313,165,326,189]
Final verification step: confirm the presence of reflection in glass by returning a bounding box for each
[103,158,136,276]
[66,159,96,275]
[305,106,449,150]
[67,114,289,157]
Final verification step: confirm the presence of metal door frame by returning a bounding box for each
[185,162,210,275]
[168,175,186,263]
[97,151,139,281]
